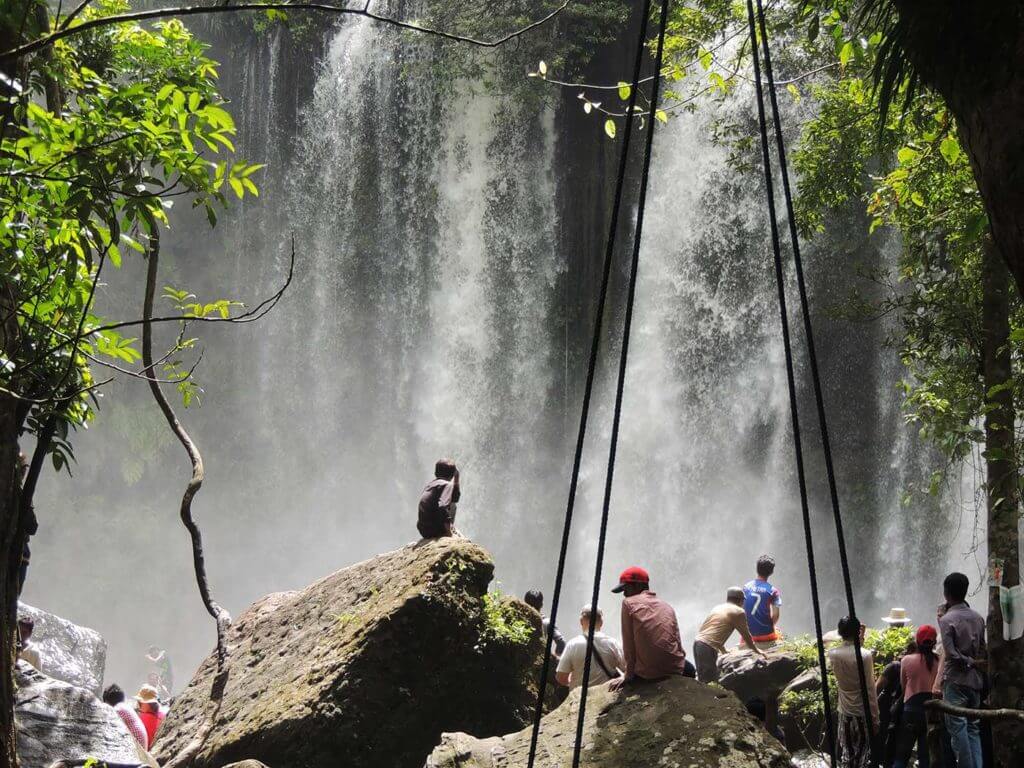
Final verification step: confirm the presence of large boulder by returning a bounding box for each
[15,661,137,766]
[18,602,106,695]
[718,647,802,703]
[426,675,790,768]
[155,539,542,768]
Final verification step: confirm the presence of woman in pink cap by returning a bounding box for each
[892,625,940,768]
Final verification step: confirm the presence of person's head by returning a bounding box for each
[837,615,863,642]
[102,684,125,707]
[756,555,776,580]
[134,684,160,712]
[936,601,949,622]
[611,566,650,598]
[580,604,604,633]
[943,572,969,605]
[524,590,543,612]
[147,645,161,656]
[726,587,745,607]
[17,617,33,642]
[915,624,938,669]
[434,458,457,480]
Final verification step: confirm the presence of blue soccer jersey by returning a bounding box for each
[743,579,781,638]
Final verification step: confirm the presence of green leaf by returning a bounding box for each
[839,41,854,67]
[897,147,919,165]
[939,136,961,165]
[654,109,668,124]
[604,119,616,139]
[617,82,631,101]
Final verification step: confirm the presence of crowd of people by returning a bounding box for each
[418,460,994,768]
[518,563,991,768]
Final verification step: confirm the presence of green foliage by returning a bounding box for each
[480,589,533,648]
[1,0,257,466]
[779,627,913,723]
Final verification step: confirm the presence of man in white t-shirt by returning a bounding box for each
[556,604,625,689]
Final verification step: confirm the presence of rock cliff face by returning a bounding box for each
[426,675,791,768]
[18,601,107,694]
[155,539,543,768]
[15,661,137,767]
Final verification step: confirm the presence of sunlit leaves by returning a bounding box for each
[1,0,255,454]
[604,119,616,139]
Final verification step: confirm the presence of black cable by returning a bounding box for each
[523,1,656,764]
[571,0,671,765]
[742,1,840,765]
[752,1,878,762]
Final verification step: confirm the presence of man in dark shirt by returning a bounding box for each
[938,572,987,768]
[417,459,460,539]
[524,590,566,657]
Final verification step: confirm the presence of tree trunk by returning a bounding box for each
[891,1,1024,298]
[0,400,21,768]
[980,240,1024,767]
[0,277,23,768]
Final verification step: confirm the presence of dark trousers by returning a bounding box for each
[893,701,930,768]
[693,639,719,683]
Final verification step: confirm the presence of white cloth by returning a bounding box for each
[828,641,879,721]
[556,631,625,688]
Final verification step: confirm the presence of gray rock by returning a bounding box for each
[223,763,272,768]
[790,749,830,768]
[19,602,106,695]
[783,668,822,697]
[155,539,543,768]
[719,647,803,703]
[15,661,137,766]
[426,675,791,768]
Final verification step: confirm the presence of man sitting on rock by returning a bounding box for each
[743,554,782,646]
[556,604,625,688]
[417,459,460,539]
[608,566,692,691]
[693,587,767,683]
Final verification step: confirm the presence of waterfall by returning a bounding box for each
[26,8,983,688]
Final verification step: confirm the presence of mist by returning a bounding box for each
[24,9,984,696]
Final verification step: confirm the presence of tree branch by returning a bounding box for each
[925,699,1024,722]
[141,227,231,666]
[2,0,572,61]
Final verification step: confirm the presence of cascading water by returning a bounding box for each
[27,5,982,688]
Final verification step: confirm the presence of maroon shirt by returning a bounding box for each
[621,591,687,680]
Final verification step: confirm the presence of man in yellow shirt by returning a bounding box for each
[693,587,766,683]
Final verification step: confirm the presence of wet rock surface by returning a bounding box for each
[155,539,542,768]
[426,675,791,768]
[18,601,107,695]
[15,661,137,766]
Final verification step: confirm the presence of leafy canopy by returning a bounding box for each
[1,0,260,468]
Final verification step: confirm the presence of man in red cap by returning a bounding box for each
[609,566,691,690]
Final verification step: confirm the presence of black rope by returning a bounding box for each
[748,1,878,763]
[572,0,671,765]
[524,1,656,765]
